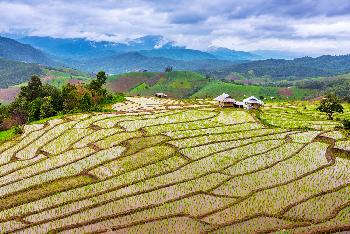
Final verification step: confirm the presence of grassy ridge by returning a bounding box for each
[107,71,315,100]
[191,80,314,100]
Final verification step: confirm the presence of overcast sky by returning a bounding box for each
[1,0,350,55]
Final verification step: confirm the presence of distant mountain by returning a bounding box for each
[0,36,55,65]
[17,35,261,63]
[139,48,216,61]
[17,35,178,60]
[201,55,350,81]
[207,47,263,61]
[252,50,307,60]
[76,52,237,74]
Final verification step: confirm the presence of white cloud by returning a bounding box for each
[0,0,350,55]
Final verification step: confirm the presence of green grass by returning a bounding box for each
[191,80,314,100]
[0,127,18,142]
[30,115,64,124]
[122,71,208,98]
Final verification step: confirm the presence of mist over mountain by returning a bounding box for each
[16,35,263,62]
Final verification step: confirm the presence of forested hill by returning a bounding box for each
[202,55,350,80]
[0,58,44,88]
[0,36,55,66]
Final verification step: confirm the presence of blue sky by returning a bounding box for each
[1,0,350,55]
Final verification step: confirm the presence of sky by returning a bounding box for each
[1,0,350,55]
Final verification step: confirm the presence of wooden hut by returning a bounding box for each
[214,93,235,107]
[155,93,168,98]
[243,96,264,109]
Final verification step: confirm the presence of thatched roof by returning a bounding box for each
[214,93,231,102]
[243,96,264,105]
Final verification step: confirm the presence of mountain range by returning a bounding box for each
[2,34,350,91]
[0,36,56,66]
[17,35,261,62]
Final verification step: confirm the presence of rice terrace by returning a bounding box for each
[0,96,349,233]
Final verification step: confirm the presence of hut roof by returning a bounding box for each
[243,96,264,105]
[214,93,231,102]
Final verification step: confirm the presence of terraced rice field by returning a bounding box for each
[0,98,349,233]
[261,103,350,130]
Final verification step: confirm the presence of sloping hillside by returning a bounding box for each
[107,71,208,98]
[0,102,349,233]
[75,52,235,74]
[191,80,314,100]
[0,63,92,103]
[202,55,350,81]
[0,58,44,88]
[107,71,315,100]
[0,36,55,65]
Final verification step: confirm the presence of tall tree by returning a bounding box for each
[88,71,108,101]
[80,92,94,111]
[20,75,43,101]
[40,96,56,119]
[62,83,80,112]
[317,93,344,120]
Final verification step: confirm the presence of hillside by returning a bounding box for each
[207,47,263,61]
[202,55,350,81]
[0,63,92,103]
[0,36,55,65]
[77,52,235,74]
[0,58,44,88]
[139,48,216,61]
[191,80,313,100]
[18,35,261,62]
[107,71,207,98]
[107,71,315,100]
[0,98,349,233]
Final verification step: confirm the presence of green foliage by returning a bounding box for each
[7,96,29,125]
[0,127,18,142]
[40,96,56,119]
[317,93,344,120]
[101,93,126,105]
[29,98,43,122]
[191,80,311,100]
[0,58,44,88]
[88,71,108,99]
[341,119,350,130]
[41,84,63,112]
[62,83,80,112]
[20,75,43,101]
[126,71,208,98]
[80,92,94,112]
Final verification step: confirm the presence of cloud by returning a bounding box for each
[0,0,350,55]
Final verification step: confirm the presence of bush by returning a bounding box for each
[342,119,350,130]
[13,125,23,134]
[101,93,126,104]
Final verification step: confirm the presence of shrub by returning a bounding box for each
[342,119,350,130]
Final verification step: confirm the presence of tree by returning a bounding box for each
[62,83,80,112]
[317,93,344,120]
[165,66,173,72]
[80,92,94,112]
[40,96,56,119]
[41,84,63,112]
[20,75,43,101]
[8,97,29,125]
[29,97,43,121]
[88,71,108,101]
[342,119,350,130]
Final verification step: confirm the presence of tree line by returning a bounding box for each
[0,71,124,131]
